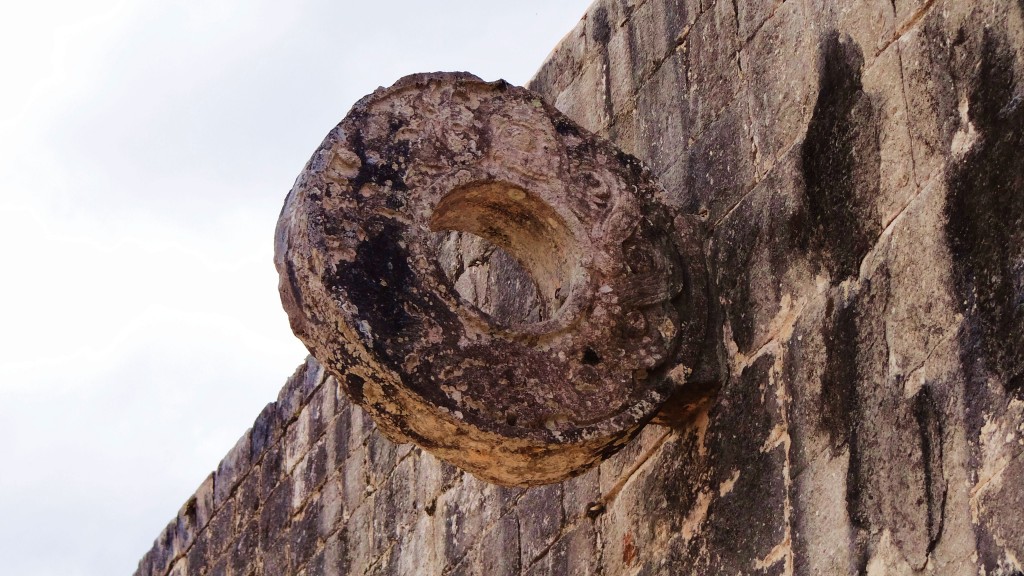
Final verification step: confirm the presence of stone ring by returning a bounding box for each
[275,72,705,485]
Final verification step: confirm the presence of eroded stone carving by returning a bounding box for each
[275,72,708,485]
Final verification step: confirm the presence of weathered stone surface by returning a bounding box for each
[137,0,1024,574]
[274,71,710,486]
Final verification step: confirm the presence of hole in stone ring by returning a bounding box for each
[429,181,581,329]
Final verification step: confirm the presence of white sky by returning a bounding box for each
[0,1,591,573]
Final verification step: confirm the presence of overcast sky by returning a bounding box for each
[0,1,591,573]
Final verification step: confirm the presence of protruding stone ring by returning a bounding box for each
[275,72,706,485]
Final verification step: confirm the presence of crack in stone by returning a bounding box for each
[875,0,940,58]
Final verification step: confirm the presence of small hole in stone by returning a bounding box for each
[506,414,518,427]
[582,347,601,365]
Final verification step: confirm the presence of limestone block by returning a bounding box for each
[214,429,251,507]
[517,483,564,566]
[740,0,817,175]
[249,402,280,464]
[184,528,210,573]
[683,0,742,137]
[326,404,351,473]
[860,41,916,226]
[480,513,522,576]
[554,56,612,134]
[527,19,589,101]
[206,500,234,559]
[227,520,258,576]
[683,97,756,223]
[634,49,689,173]
[232,464,261,533]
[258,442,283,501]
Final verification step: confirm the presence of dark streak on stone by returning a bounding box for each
[945,29,1024,396]
[327,218,415,360]
[591,6,617,129]
[940,29,1024,566]
[912,386,946,553]
[820,293,859,454]
[348,118,411,203]
[285,261,306,316]
[624,5,642,91]
[820,290,870,571]
[701,355,787,573]
[591,6,611,45]
[250,403,278,462]
[183,496,197,523]
[798,31,881,281]
[345,374,366,406]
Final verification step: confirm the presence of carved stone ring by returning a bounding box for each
[275,72,707,485]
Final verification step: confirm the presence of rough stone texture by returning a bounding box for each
[274,72,712,486]
[138,0,1024,574]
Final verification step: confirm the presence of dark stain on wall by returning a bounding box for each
[819,293,859,455]
[712,174,802,355]
[945,29,1024,395]
[944,27,1024,570]
[344,373,366,406]
[798,31,881,281]
[591,5,611,45]
[714,218,758,353]
[820,291,870,572]
[628,419,707,571]
[912,386,946,553]
[590,5,616,126]
[700,355,787,573]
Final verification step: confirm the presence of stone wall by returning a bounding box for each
[136,0,1024,573]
